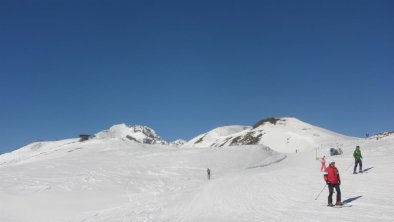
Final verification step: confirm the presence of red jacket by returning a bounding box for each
[324,166,341,184]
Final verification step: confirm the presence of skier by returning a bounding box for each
[324,160,342,206]
[207,168,211,180]
[353,145,363,174]
[320,155,326,172]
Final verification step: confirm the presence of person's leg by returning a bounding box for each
[335,184,341,204]
[328,184,334,205]
[354,159,359,173]
[359,160,363,172]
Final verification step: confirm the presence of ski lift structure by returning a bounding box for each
[329,147,343,156]
[79,134,90,142]
[316,144,343,160]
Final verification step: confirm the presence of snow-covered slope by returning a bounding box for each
[1,120,394,222]
[0,138,80,166]
[183,117,355,153]
[1,132,394,221]
[95,124,169,145]
[0,139,286,222]
[183,125,251,148]
[169,139,187,147]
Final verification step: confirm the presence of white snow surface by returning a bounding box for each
[1,123,394,221]
[94,124,168,145]
[183,117,355,153]
[183,125,251,148]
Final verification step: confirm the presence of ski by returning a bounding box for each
[352,172,367,174]
[334,204,352,208]
[327,204,352,208]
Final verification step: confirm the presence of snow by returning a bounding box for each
[183,117,355,153]
[95,124,168,145]
[183,125,251,148]
[1,121,394,221]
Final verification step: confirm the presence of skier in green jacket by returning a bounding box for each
[353,146,363,174]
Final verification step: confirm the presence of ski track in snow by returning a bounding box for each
[0,137,394,221]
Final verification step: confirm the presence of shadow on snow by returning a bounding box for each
[362,167,374,173]
[343,196,362,204]
[246,155,287,169]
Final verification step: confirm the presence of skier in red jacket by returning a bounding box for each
[324,160,342,206]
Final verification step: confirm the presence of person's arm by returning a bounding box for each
[324,174,329,184]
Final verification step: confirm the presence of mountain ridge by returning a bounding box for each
[94,124,169,145]
[182,117,357,153]
[3,117,393,156]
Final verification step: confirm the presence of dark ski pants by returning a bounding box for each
[328,183,341,204]
[354,159,362,172]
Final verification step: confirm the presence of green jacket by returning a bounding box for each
[353,149,363,160]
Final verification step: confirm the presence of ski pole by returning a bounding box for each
[314,184,327,200]
[345,162,354,172]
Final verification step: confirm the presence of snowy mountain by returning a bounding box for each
[169,139,187,147]
[94,124,169,145]
[183,125,251,148]
[367,131,394,141]
[183,117,354,153]
[1,118,394,221]
[0,117,357,166]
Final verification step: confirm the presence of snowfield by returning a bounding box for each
[1,121,394,221]
[183,118,355,153]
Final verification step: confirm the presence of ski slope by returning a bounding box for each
[0,134,394,221]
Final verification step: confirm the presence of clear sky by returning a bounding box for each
[1,0,393,153]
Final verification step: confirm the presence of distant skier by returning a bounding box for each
[320,155,326,172]
[324,160,342,206]
[207,168,211,180]
[353,145,363,174]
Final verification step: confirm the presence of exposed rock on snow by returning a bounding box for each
[94,124,168,145]
[369,131,394,141]
[182,117,355,153]
[169,139,187,147]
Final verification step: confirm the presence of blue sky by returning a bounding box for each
[1,0,393,153]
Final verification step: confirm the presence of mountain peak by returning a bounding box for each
[95,124,168,145]
[182,117,352,153]
[252,117,282,129]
